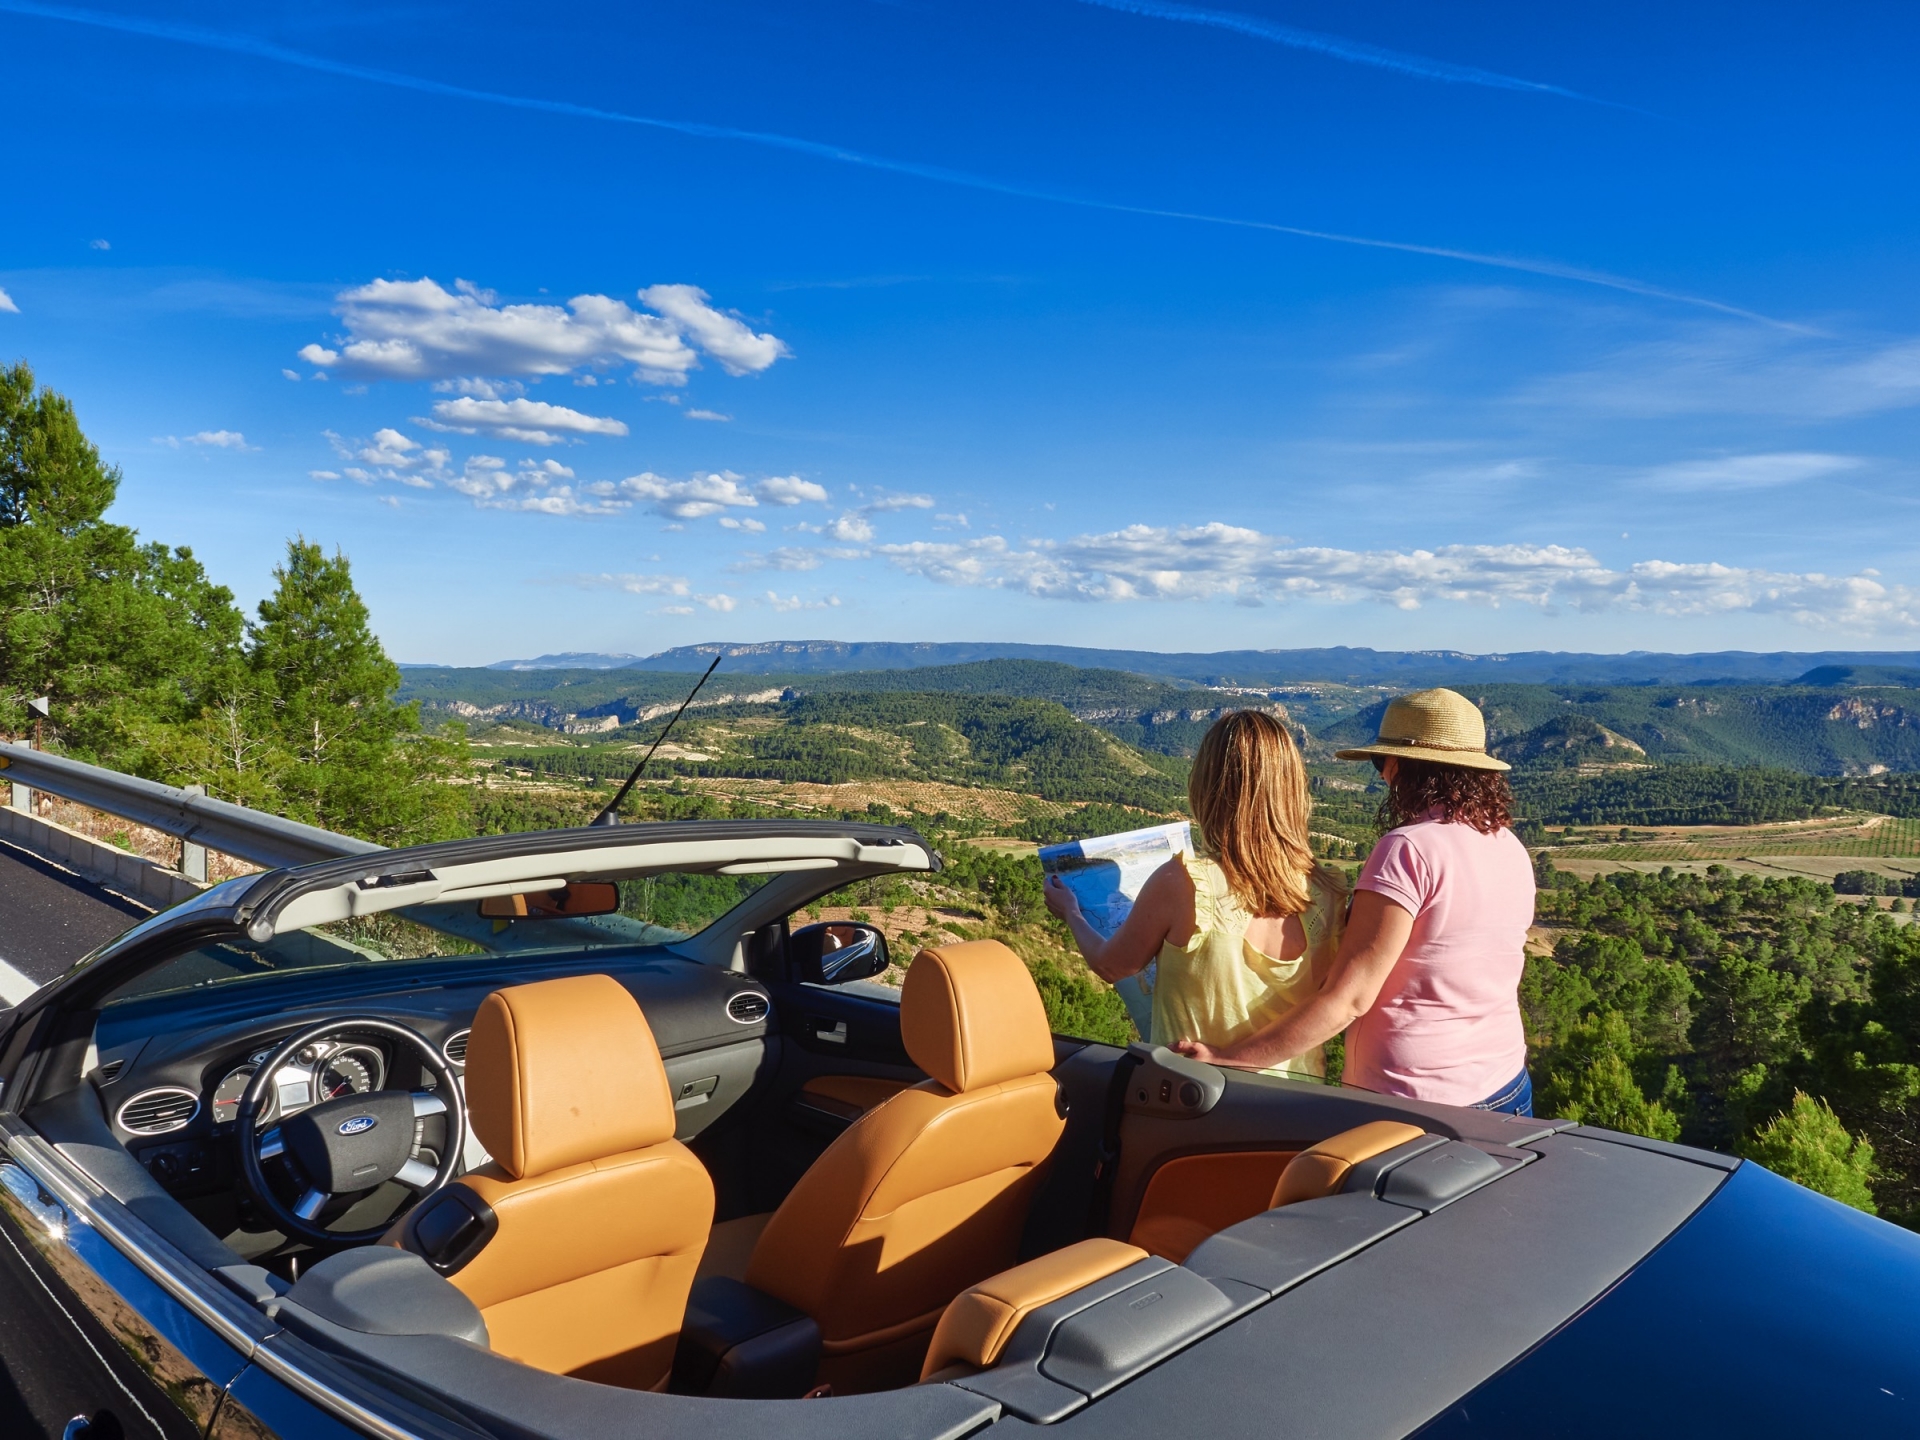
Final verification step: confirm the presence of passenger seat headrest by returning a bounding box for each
[900,941,1056,1093]
[465,973,676,1179]
[1271,1121,1427,1208]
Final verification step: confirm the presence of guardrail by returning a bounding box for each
[0,742,379,873]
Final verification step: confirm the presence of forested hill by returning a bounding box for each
[486,690,1189,814]
[409,659,1920,777]
[1323,683,1920,776]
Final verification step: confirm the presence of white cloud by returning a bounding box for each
[619,470,759,519]
[719,516,768,532]
[735,546,823,572]
[614,471,828,521]
[432,377,525,399]
[1636,452,1864,490]
[766,591,842,612]
[1524,326,1920,421]
[281,368,301,381]
[755,475,830,506]
[89,239,110,251]
[447,456,618,514]
[156,430,253,450]
[323,427,449,489]
[575,572,693,599]
[298,276,790,385]
[826,513,875,543]
[421,396,629,445]
[700,593,739,612]
[936,512,970,529]
[0,289,19,314]
[861,490,935,513]
[686,409,732,422]
[866,520,1920,632]
[638,285,790,376]
[310,469,341,481]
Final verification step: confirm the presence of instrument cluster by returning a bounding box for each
[209,1039,388,1128]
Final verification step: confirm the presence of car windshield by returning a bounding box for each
[101,868,773,1007]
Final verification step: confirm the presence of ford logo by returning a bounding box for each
[337,1115,378,1136]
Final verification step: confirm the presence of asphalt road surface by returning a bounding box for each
[0,838,148,998]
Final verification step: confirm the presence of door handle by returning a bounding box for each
[813,1019,848,1044]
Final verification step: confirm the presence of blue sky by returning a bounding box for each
[3,1,1917,664]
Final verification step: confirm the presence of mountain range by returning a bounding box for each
[472,640,1920,687]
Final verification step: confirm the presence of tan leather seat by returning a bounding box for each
[921,1238,1147,1380]
[1270,1121,1426,1207]
[393,973,714,1391]
[744,940,1066,1393]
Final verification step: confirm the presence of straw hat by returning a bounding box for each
[1334,687,1510,772]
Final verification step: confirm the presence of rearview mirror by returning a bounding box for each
[790,922,890,986]
[478,882,620,920]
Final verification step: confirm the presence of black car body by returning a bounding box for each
[2,818,1917,1439]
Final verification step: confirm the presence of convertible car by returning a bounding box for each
[2,818,1918,1440]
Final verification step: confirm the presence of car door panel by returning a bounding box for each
[723,982,922,1215]
[0,1157,229,1439]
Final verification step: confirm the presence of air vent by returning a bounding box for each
[726,991,770,1025]
[443,1030,470,1067]
[117,1087,200,1136]
[95,1059,125,1085]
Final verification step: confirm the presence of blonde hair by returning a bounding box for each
[1188,710,1314,917]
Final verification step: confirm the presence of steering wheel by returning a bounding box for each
[235,1017,466,1247]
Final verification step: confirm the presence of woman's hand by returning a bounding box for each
[1172,1037,1225,1066]
[1043,874,1082,922]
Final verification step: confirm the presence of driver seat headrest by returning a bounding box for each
[465,973,676,1179]
[900,940,1056,1093]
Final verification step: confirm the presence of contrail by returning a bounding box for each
[1070,0,1638,111]
[2,1,1773,324]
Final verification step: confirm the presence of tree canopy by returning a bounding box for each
[2,364,464,844]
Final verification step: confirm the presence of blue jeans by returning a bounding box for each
[1471,1066,1533,1117]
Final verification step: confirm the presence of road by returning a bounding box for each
[0,839,149,999]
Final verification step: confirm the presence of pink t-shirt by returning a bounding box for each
[1345,816,1534,1106]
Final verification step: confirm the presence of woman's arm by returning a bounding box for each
[1043,857,1193,983]
[1173,889,1414,1070]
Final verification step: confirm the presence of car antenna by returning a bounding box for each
[590,653,723,827]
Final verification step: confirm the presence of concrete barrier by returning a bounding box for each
[0,804,206,910]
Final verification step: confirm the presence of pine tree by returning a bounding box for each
[1741,1092,1878,1213]
[0,361,242,754]
[241,539,469,845]
[1535,1010,1683,1141]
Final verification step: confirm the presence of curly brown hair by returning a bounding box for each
[1377,757,1514,835]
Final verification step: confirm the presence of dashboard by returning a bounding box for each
[87,943,775,1231]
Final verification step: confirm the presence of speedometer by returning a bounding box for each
[211,1065,257,1126]
[318,1051,375,1100]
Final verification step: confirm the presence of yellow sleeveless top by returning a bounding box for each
[1145,854,1350,1080]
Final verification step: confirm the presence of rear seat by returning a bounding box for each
[923,1122,1515,1421]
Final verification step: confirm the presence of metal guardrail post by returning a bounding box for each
[180,784,208,882]
[6,740,33,817]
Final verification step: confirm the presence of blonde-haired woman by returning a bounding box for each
[1042,710,1349,1077]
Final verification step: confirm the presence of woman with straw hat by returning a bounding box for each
[1174,688,1537,1115]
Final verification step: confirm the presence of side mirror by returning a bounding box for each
[790,922,890,986]
[478,882,620,920]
